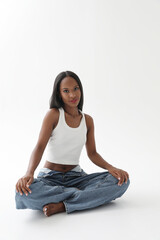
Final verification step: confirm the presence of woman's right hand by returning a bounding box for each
[15,174,34,196]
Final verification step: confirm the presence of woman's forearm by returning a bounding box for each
[26,145,44,175]
[89,152,113,170]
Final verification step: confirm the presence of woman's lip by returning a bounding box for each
[70,99,78,103]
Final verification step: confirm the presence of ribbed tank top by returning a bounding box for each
[46,107,87,165]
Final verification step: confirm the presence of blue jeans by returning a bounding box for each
[15,166,130,214]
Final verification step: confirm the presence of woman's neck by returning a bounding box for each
[63,106,80,118]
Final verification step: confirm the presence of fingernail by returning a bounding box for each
[45,208,47,211]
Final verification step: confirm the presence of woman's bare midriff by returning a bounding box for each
[43,161,78,172]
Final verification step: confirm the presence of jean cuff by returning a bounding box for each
[63,201,70,214]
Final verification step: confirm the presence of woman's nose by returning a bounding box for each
[69,92,76,97]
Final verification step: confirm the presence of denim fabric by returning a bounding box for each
[15,167,130,214]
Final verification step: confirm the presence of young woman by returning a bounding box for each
[15,70,130,217]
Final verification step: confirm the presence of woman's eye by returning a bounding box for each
[63,87,79,93]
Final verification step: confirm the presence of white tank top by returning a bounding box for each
[46,107,87,165]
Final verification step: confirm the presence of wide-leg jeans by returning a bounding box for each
[15,167,130,214]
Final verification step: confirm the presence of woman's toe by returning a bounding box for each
[43,206,49,216]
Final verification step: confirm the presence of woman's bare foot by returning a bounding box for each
[43,202,65,217]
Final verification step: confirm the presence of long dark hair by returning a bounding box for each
[49,71,84,111]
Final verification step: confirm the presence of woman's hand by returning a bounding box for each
[15,174,34,196]
[107,166,129,186]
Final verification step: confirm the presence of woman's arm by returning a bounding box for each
[16,108,58,195]
[85,114,129,186]
[25,145,46,175]
[26,108,58,174]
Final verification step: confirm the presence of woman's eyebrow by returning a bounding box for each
[62,85,79,89]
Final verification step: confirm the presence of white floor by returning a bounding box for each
[1,182,160,240]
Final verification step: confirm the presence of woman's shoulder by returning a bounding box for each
[48,107,59,114]
[84,113,93,121]
[44,108,60,127]
[84,113,94,131]
[45,107,60,118]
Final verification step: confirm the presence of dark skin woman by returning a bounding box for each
[16,72,129,217]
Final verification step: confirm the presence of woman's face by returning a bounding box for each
[59,76,81,108]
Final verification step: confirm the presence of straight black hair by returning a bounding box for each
[49,71,84,111]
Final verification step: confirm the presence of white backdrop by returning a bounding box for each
[0,0,160,240]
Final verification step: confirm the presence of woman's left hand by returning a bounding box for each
[107,166,129,186]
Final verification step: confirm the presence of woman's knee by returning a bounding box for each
[15,190,28,209]
[15,179,43,206]
[105,174,130,196]
[108,173,130,186]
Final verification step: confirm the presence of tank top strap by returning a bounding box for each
[58,107,65,124]
[78,108,84,117]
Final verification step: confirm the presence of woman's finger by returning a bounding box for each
[17,185,23,195]
[120,173,124,186]
[25,185,32,194]
[21,186,29,196]
[124,172,129,183]
[26,177,33,187]
[23,184,31,195]
[116,174,122,185]
[113,172,120,181]
[21,179,30,195]
[19,179,26,194]
[118,171,124,185]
